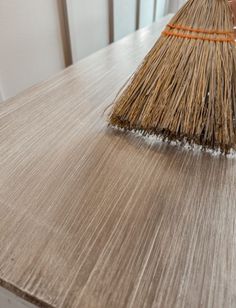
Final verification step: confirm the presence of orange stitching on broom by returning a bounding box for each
[168,23,234,35]
[162,30,235,43]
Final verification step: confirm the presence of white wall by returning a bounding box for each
[0,0,65,100]
[166,0,186,13]
[0,79,4,102]
[156,0,168,19]
[0,93,3,102]
[0,0,180,100]
[67,0,110,62]
[113,0,137,41]
[67,0,171,61]
[139,0,155,28]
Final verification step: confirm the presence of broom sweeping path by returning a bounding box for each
[0,15,236,308]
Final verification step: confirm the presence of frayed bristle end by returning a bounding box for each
[108,0,236,155]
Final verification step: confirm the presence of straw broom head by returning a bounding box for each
[108,0,236,154]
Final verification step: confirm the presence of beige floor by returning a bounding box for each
[0,287,36,308]
[0,14,236,308]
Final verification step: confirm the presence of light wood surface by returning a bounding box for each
[0,15,236,308]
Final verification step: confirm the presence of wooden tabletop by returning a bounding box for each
[0,15,236,308]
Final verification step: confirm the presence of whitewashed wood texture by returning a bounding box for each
[1,15,236,308]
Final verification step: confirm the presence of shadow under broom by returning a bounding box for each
[108,0,236,154]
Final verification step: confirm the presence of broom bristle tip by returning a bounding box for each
[108,0,236,154]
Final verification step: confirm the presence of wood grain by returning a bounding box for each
[0,15,236,308]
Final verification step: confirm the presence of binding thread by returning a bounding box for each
[162,24,235,43]
[168,23,234,35]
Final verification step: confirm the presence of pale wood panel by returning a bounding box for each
[1,15,236,308]
[57,0,73,67]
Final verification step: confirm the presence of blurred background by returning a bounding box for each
[0,0,185,101]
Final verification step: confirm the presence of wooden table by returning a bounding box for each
[0,15,236,308]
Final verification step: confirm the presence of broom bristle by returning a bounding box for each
[108,0,236,154]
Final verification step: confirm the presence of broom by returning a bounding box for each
[108,0,236,154]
